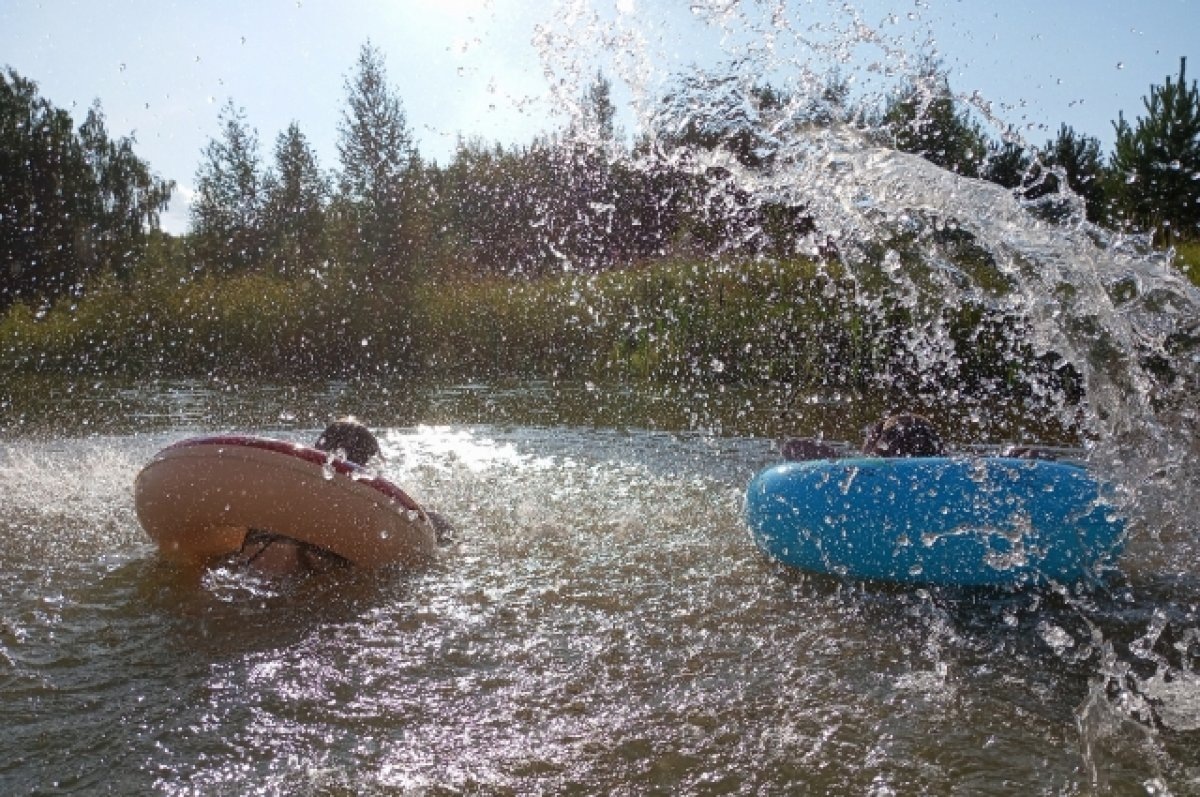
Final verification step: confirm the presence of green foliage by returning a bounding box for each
[651,69,786,168]
[338,42,415,205]
[261,122,329,278]
[0,256,421,379]
[576,70,617,143]
[1175,241,1200,285]
[983,126,1109,223]
[436,137,691,276]
[0,69,90,306]
[406,256,1073,414]
[190,100,264,274]
[0,67,172,309]
[884,62,988,177]
[1038,125,1108,222]
[4,47,1198,413]
[337,41,421,284]
[77,102,176,280]
[0,249,1072,419]
[981,139,1032,189]
[1111,57,1200,243]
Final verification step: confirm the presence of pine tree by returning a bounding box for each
[884,62,989,178]
[1039,125,1107,223]
[262,122,328,278]
[191,99,264,273]
[981,139,1032,189]
[1111,57,1200,244]
[336,41,418,282]
[577,70,617,144]
[652,68,782,168]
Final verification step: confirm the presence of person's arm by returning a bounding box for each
[781,438,840,461]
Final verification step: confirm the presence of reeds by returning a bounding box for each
[0,255,1067,411]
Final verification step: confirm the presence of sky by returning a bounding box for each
[2,0,1197,234]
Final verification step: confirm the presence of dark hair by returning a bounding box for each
[314,418,380,466]
[862,413,944,457]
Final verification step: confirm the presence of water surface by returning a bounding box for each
[1,379,1198,794]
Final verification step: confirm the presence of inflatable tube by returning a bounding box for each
[135,435,438,568]
[744,457,1126,587]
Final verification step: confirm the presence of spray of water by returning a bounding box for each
[531,0,1200,760]
[534,0,1200,572]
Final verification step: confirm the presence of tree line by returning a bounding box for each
[1,45,1197,399]
[177,50,1200,296]
[4,46,1199,317]
[881,57,1200,244]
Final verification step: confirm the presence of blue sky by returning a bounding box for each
[2,0,1196,233]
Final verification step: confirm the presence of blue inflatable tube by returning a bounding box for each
[744,457,1126,587]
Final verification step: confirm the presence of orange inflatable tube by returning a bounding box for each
[134,435,438,568]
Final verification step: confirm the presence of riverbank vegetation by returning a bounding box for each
[2,48,1197,412]
[0,248,1079,418]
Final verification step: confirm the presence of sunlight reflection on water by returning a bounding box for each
[0,382,1198,793]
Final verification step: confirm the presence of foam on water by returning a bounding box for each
[0,436,156,564]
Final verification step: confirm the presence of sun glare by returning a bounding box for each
[414,0,493,20]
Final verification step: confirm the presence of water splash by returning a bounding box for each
[0,436,152,564]
[530,0,1200,777]
[761,138,1200,561]
[535,0,1200,576]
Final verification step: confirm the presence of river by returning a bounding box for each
[1,377,1197,794]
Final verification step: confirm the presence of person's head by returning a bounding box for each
[315,418,380,466]
[861,412,944,457]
